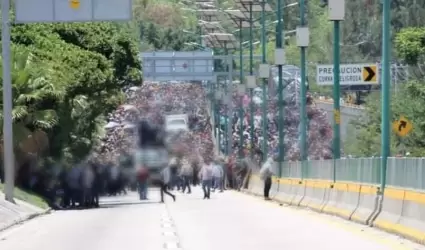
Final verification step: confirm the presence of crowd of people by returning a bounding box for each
[217,79,334,161]
[86,79,334,203]
[97,79,335,173]
[92,82,241,202]
[96,83,215,163]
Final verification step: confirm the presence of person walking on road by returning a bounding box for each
[159,166,176,203]
[199,158,213,199]
[259,155,276,201]
[136,167,149,200]
[212,159,224,192]
[179,158,192,194]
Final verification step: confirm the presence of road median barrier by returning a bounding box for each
[299,180,329,212]
[321,183,356,219]
[289,179,306,206]
[270,176,280,199]
[350,185,380,225]
[274,178,293,204]
[248,174,263,196]
[373,187,425,244]
[243,173,425,244]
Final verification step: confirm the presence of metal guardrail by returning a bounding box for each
[314,99,366,110]
[277,157,425,191]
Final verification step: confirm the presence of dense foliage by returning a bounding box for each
[0,20,142,185]
[133,0,200,51]
[345,26,425,157]
[0,0,204,188]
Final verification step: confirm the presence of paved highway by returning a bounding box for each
[0,188,423,250]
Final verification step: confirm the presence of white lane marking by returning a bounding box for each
[163,242,181,249]
[162,231,177,237]
[161,219,173,224]
[161,223,174,228]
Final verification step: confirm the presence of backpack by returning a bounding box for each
[137,167,149,181]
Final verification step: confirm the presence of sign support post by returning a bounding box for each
[332,20,341,161]
[327,0,345,182]
[297,0,309,179]
[381,0,391,192]
[328,0,345,162]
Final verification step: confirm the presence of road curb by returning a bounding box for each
[0,208,52,233]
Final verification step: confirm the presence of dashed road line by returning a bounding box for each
[161,212,182,249]
[163,242,181,249]
[162,231,177,237]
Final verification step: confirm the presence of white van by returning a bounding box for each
[165,114,189,132]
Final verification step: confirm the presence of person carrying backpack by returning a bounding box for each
[136,166,149,200]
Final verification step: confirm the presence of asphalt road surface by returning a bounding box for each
[0,187,424,250]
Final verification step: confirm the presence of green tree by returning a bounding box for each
[344,26,425,156]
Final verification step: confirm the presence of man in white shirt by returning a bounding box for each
[260,154,277,200]
[212,159,224,192]
[199,158,213,199]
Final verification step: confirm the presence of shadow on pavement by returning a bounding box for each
[98,200,163,209]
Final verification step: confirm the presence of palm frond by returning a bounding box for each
[11,105,29,121]
[31,109,59,129]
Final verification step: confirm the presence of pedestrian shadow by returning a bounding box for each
[98,200,163,209]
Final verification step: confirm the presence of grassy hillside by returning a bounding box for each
[0,183,49,209]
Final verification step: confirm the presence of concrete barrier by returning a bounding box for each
[270,177,280,199]
[289,179,306,206]
[274,178,293,204]
[299,180,329,212]
[243,175,425,243]
[248,175,263,196]
[351,185,380,225]
[245,174,281,199]
[373,187,425,244]
[321,183,357,219]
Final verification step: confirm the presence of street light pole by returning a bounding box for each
[260,0,268,159]
[381,0,391,192]
[299,0,308,172]
[249,3,255,159]
[239,20,245,159]
[216,89,222,154]
[227,53,234,156]
[2,0,15,202]
[327,0,344,182]
[332,22,341,161]
[276,0,284,176]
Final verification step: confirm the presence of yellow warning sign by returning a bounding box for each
[392,116,413,137]
[362,66,377,82]
[69,0,80,9]
[333,109,340,125]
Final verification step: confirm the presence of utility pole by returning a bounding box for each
[327,0,344,181]
[276,0,285,176]
[297,0,309,178]
[248,3,255,158]
[238,20,245,159]
[260,0,268,158]
[2,0,15,203]
[381,0,391,192]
